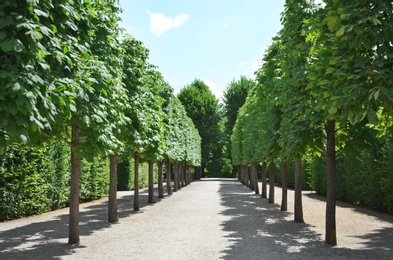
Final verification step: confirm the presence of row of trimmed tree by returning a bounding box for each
[0,1,201,244]
[231,0,393,245]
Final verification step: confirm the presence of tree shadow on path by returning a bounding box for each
[0,187,163,260]
[218,180,393,260]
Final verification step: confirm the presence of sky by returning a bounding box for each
[118,0,286,100]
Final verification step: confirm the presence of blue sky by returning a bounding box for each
[118,0,286,100]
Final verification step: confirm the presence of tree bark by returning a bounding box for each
[240,165,244,185]
[133,155,139,211]
[173,163,178,192]
[325,119,337,245]
[281,161,287,211]
[166,160,172,195]
[180,164,185,187]
[69,124,80,244]
[251,162,259,195]
[177,163,182,190]
[261,162,267,198]
[195,166,201,180]
[294,159,304,222]
[158,162,164,198]
[108,153,118,223]
[268,161,275,204]
[185,166,189,186]
[148,161,155,203]
[241,165,249,188]
[249,165,255,191]
[245,165,250,188]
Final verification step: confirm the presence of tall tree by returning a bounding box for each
[308,0,393,245]
[222,76,254,176]
[1,0,127,244]
[277,0,320,222]
[178,79,221,177]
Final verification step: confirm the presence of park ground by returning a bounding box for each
[1,178,392,259]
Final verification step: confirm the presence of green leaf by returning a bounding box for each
[336,26,346,37]
[326,67,336,74]
[20,134,28,144]
[0,31,7,40]
[40,25,52,37]
[69,104,76,112]
[371,17,382,26]
[319,79,331,85]
[12,82,21,91]
[325,15,339,30]
[50,24,57,33]
[1,38,24,52]
[2,118,9,126]
[367,112,378,125]
[34,8,49,18]
[328,106,337,115]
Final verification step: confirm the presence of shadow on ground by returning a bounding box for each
[218,180,393,260]
[0,187,165,260]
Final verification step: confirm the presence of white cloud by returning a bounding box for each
[252,60,262,70]
[146,10,190,36]
[203,79,222,101]
[238,61,249,67]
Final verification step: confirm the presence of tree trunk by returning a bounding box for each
[281,161,287,211]
[185,166,189,186]
[181,164,185,187]
[294,159,304,222]
[158,162,164,198]
[246,165,250,188]
[268,161,275,204]
[166,160,173,195]
[148,161,155,203]
[251,162,259,195]
[249,165,255,191]
[133,155,140,211]
[241,165,249,188]
[194,166,201,180]
[261,162,267,198]
[240,165,244,185]
[325,119,337,245]
[173,163,178,192]
[177,163,182,189]
[69,124,80,244]
[108,153,118,223]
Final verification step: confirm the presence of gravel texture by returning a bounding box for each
[1,178,392,259]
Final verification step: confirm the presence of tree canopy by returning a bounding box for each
[178,79,221,175]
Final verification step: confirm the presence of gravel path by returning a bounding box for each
[1,178,392,259]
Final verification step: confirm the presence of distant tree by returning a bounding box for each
[222,76,254,176]
[178,79,221,177]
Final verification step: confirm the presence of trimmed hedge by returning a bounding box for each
[0,141,109,221]
[275,161,313,191]
[117,158,157,191]
[310,129,393,214]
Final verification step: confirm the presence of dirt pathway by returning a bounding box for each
[1,179,392,259]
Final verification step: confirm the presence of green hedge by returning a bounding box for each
[274,161,313,191]
[117,158,157,191]
[0,141,110,221]
[309,129,393,214]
